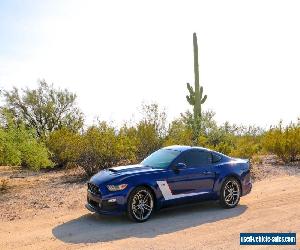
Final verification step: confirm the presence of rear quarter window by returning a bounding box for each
[181,150,212,167]
[212,153,222,163]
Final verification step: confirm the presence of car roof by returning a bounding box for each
[162,145,210,152]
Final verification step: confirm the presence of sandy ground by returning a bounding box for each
[0,168,299,249]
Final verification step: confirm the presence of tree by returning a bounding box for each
[2,80,84,137]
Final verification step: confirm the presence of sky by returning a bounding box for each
[0,0,299,128]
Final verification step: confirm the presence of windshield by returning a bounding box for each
[141,149,181,169]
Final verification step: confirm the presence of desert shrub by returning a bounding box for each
[164,119,193,146]
[140,103,167,138]
[229,136,261,159]
[117,126,138,163]
[196,122,263,159]
[78,122,120,176]
[77,119,164,176]
[262,121,300,162]
[0,113,53,170]
[19,138,53,170]
[212,141,235,156]
[135,121,162,160]
[0,128,22,166]
[47,128,83,167]
[200,124,236,155]
[78,122,142,176]
[129,103,167,160]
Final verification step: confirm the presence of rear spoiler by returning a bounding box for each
[231,157,251,169]
[231,157,249,163]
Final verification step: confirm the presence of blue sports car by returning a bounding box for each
[86,145,252,222]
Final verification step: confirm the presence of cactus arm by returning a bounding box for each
[187,82,194,95]
[200,86,203,97]
[186,95,195,105]
[186,83,195,105]
[201,95,207,104]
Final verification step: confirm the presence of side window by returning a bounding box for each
[212,153,222,163]
[172,154,186,166]
[183,150,212,167]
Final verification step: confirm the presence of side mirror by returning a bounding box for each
[172,162,186,173]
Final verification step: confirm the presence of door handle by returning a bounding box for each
[203,170,213,175]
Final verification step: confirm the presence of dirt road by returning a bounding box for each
[0,175,299,250]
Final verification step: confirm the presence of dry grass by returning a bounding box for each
[0,178,9,192]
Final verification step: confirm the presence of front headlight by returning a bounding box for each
[106,184,128,192]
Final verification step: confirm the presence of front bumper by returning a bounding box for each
[85,203,123,215]
[86,190,125,215]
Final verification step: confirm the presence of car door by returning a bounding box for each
[166,149,215,196]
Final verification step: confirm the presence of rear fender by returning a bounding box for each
[213,162,248,196]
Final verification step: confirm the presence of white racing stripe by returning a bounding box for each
[156,180,208,200]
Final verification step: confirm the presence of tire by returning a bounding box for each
[219,177,241,208]
[127,186,154,222]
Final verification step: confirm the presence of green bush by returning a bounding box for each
[117,126,138,163]
[0,114,53,170]
[135,121,162,160]
[77,120,164,176]
[262,122,300,162]
[164,119,193,146]
[0,128,22,166]
[134,103,166,160]
[229,136,261,159]
[47,128,83,167]
[78,122,120,176]
[194,122,235,155]
[19,138,53,170]
[194,122,263,159]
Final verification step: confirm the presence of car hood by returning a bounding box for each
[90,164,161,185]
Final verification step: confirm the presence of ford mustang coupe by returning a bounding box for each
[86,145,252,222]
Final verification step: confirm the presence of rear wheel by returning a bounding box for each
[127,187,154,222]
[220,177,241,208]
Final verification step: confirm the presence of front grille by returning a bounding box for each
[88,182,100,195]
[88,198,101,208]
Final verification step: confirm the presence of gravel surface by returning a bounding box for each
[0,156,299,222]
[0,166,87,222]
[0,157,299,249]
[0,175,299,250]
[250,155,300,181]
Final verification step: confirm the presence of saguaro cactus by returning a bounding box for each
[186,32,207,143]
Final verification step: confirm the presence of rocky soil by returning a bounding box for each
[0,166,87,222]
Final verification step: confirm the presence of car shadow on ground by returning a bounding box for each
[52,201,247,244]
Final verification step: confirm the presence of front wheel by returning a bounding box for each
[220,177,241,208]
[127,187,154,222]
